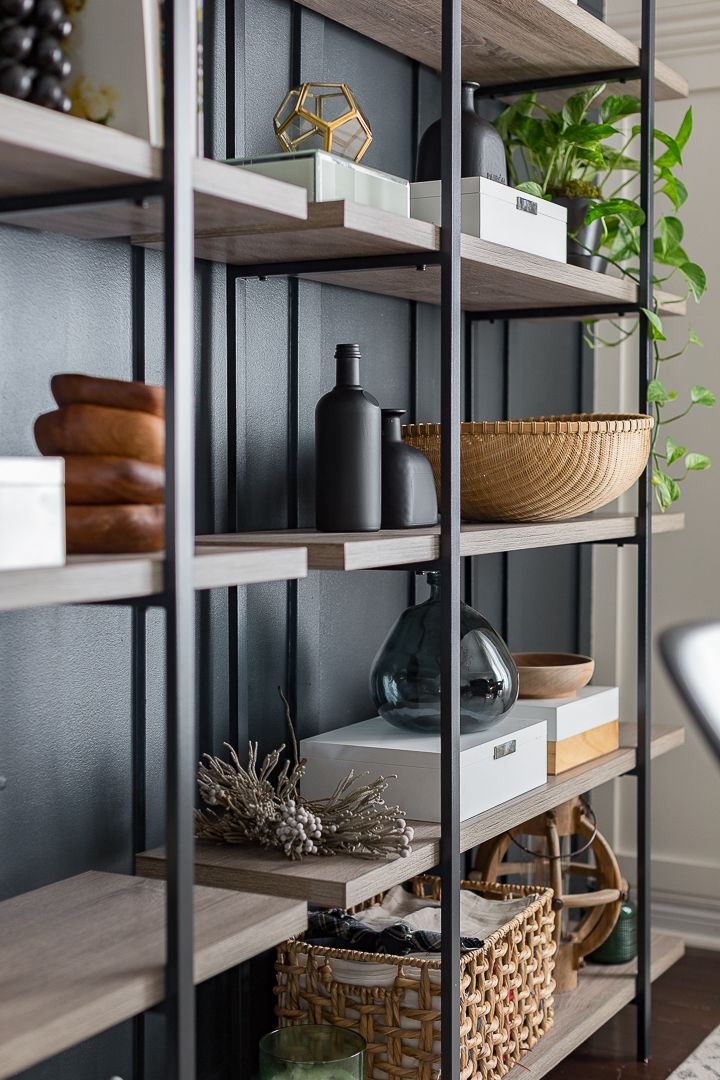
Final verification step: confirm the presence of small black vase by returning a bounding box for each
[381,410,438,529]
[556,196,608,273]
[416,81,508,183]
[315,343,381,532]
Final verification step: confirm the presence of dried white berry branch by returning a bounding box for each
[194,689,415,861]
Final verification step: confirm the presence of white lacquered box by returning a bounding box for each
[410,176,567,261]
[508,686,620,774]
[228,149,410,216]
[0,457,65,571]
[300,714,547,823]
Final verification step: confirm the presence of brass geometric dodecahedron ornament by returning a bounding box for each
[273,82,372,163]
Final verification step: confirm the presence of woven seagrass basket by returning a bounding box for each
[275,876,556,1080]
[402,414,653,522]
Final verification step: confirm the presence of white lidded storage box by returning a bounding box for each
[228,149,410,216]
[508,686,620,775]
[509,685,619,741]
[0,457,65,571]
[300,714,547,823]
[410,176,567,261]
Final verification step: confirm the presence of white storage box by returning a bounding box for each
[228,149,410,216]
[0,457,65,571]
[300,714,547,823]
[410,176,567,261]
[508,686,620,774]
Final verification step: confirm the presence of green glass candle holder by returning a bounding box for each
[259,1025,366,1080]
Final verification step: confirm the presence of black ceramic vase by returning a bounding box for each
[381,409,438,529]
[315,343,381,532]
[370,571,519,733]
[416,81,508,183]
[556,196,608,273]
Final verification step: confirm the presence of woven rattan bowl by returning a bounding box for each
[402,414,654,522]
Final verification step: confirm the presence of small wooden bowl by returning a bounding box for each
[512,652,595,699]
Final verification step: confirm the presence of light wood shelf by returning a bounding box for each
[0,96,307,238]
[0,98,685,321]
[0,542,307,613]
[0,871,307,1080]
[503,930,685,1080]
[293,0,688,101]
[136,201,685,317]
[137,723,684,908]
[199,512,685,572]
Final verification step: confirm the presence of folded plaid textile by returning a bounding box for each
[306,908,484,955]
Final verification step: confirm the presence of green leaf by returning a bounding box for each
[600,94,641,124]
[584,198,645,228]
[674,107,693,151]
[655,131,683,168]
[652,468,680,509]
[654,238,689,268]
[642,309,667,342]
[576,145,607,170]
[605,152,641,173]
[679,262,708,302]
[659,216,684,254]
[508,115,548,152]
[516,181,546,198]
[563,122,619,146]
[665,436,687,466]
[648,377,673,402]
[691,385,716,406]
[562,84,606,127]
[659,175,688,210]
[688,326,704,347]
[493,94,537,141]
[685,452,711,471]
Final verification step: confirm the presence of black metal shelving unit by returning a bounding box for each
[0,0,665,1075]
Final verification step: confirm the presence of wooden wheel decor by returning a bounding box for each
[471,796,624,991]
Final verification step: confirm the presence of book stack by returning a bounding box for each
[509,686,620,774]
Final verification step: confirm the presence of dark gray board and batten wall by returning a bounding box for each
[0,0,600,1076]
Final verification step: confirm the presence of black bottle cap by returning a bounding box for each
[335,343,361,360]
[334,343,361,387]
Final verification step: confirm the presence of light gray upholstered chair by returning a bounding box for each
[660,620,720,765]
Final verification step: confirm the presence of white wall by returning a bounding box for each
[594,0,720,949]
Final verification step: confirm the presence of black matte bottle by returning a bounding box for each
[315,344,381,532]
[416,81,508,184]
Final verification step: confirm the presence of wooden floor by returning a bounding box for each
[548,948,719,1078]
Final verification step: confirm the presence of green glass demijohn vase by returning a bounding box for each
[370,571,519,734]
[589,891,638,964]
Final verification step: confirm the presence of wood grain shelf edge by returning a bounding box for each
[136,725,684,908]
[0,872,307,1080]
[0,544,308,613]
[198,513,685,572]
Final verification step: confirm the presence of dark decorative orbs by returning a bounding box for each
[0,22,35,60]
[0,0,72,112]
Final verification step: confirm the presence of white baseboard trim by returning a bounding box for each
[651,889,720,951]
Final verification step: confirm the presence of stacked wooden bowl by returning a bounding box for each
[34,374,165,554]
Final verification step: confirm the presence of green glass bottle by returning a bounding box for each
[589,892,637,964]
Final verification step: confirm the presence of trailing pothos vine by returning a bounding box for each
[495,84,712,510]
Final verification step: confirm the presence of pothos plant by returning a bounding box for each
[494,84,712,510]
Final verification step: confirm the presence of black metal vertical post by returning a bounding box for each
[637,0,655,1062]
[163,0,196,1076]
[439,0,461,1075]
[131,244,147,1080]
